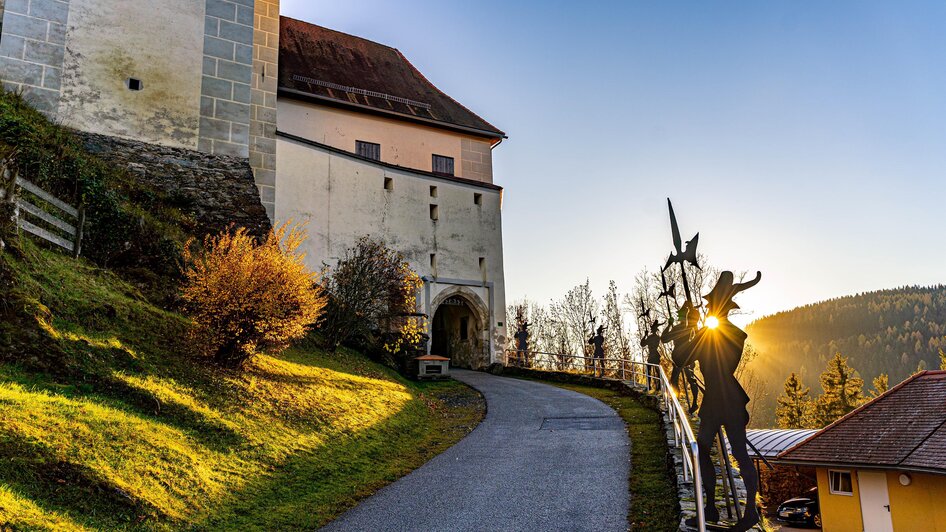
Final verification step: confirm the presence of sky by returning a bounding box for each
[281,1,946,323]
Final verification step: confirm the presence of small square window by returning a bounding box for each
[474,193,482,206]
[429,204,439,221]
[356,140,380,160]
[127,78,144,91]
[430,185,438,198]
[432,154,454,176]
[384,177,393,191]
[829,470,853,495]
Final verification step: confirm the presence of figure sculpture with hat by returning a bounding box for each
[639,319,664,390]
[588,324,607,377]
[683,270,762,531]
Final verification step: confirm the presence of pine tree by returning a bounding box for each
[776,372,813,429]
[870,373,888,398]
[814,353,865,427]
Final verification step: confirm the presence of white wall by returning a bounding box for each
[274,135,507,363]
[58,0,206,148]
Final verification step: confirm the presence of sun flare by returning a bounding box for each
[705,316,720,329]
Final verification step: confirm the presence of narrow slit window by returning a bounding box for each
[430,253,437,274]
[479,257,486,280]
[429,204,439,221]
[356,140,380,160]
[474,193,482,206]
[432,154,454,176]
[430,185,438,198]
[384,177,393,191]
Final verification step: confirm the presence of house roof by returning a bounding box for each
[778,370,946,475]
[278,17,505,140]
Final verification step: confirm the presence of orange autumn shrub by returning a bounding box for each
[180,222,325,368]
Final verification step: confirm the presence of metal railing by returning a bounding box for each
[506,350,706,532]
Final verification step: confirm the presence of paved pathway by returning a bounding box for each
[322,370,630,532]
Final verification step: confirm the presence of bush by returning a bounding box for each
[321,236,424,361]
[180,222,325,368]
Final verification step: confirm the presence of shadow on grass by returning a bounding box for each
[0,430,163,528]
[200,380,484,531]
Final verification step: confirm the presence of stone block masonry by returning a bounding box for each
[0,0,70,113]
[249,0,278,219]
[199,0,255,159]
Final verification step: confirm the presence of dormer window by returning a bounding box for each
[356,140,380,160]
[432,154,454,176]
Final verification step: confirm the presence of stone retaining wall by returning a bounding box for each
[77,131,271,239]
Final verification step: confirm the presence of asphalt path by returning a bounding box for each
[321,369,630,532]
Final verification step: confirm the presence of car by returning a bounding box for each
[776,487,822,528]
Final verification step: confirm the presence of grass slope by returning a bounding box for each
[0,243,483,530]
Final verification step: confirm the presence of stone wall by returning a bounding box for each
[77,131,270,239]
[198,0,256,157]
[249,0,278,218]
[0,0,69,113]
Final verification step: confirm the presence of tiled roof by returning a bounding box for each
[778,370,946,475]
[278,17,505,139]
[735,429,818,460]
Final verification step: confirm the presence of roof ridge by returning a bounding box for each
[392,48,506,139]
[778,370,929,459]
[279,16,400,53]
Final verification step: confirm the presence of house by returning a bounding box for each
[0,3,510,367]
[778,370,946,532]
[274,18,508,367]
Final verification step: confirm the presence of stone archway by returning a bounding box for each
[430,287,489,369]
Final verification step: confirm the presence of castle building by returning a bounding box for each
[0,3,508,366]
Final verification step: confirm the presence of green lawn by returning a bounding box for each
[538,381,680,531]
[0,244,484,530]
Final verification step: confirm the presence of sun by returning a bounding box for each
[705,316,720,329]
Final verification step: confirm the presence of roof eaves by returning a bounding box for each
[278,87,506,141]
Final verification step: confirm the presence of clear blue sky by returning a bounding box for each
[282,1,946,321]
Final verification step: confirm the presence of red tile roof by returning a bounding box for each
[278,17,505,139]
[778,370,946,475]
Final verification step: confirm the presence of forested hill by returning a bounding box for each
[745,285,946,425]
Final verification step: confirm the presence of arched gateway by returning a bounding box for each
[429,287,490,368]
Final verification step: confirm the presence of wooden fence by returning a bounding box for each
[1,161,85,257]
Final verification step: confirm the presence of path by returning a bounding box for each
[322,370,630,532]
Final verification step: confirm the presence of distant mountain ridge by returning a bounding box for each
[745,285,946,426]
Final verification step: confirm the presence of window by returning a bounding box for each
[479,257,486,280]
[384,177,393,191]
[829,470,853,495]
[356,140,380,160]
[432,154,454,176]
[429,185,438,198]
[459,317,469,341]
[429,204,439,221]
[430,253,437,275]
[474,192,482,206]
[127,78,144,91]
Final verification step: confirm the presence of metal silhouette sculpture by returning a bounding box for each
[662,301,701,414]
[639,319,664,389]
[514,321,530,365]
[684,271,762,531]
[588,324,606,377]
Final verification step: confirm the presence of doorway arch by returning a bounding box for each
[430,287,489,368]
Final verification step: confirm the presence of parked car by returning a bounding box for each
[776,487,821,528]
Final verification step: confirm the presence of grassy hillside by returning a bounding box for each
[0,242,483,530]
[746,285,946,426]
